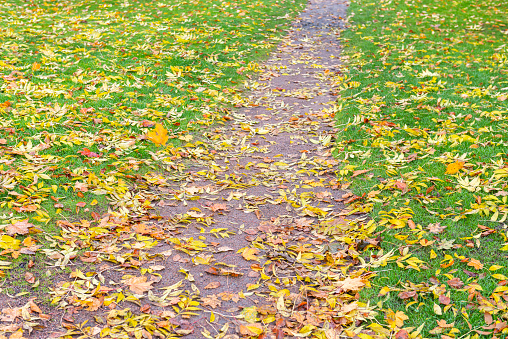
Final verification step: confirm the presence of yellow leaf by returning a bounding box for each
[445,161,464,174]
[378,286,390,296]
[239,324,263,336]
[433,303,442,315]
[489,265,504,271]
[0,235,21,250]
[146,123,169,146]
[492,273,508,280]
[242,247,259,261]
[385,309,408,329]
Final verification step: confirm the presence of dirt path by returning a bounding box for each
[138,0,369,337]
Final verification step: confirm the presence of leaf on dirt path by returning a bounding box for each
[206,267,243,277]
[204,282,221,289]
[24,272,35,284]
[239,323,263,336]
[6,221,33,236]
[202,295,221,309]
[146,123,169,146]
[241,248,259,261]
[124,276,155,294]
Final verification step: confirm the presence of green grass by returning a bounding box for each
[0,0,306,295]
[336,0,508,337]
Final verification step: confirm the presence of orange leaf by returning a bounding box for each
[146,123,169,146]
[467,258,483,270]
[445,161,464,174]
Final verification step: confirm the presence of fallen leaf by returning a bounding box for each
[124,276,154,294]
[445,161,464,174]
[146,123,169,146]
[204,282,221,289]
[6,221,33,236]
[242,248,259,261]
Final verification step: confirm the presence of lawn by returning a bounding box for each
[336,0,508,337]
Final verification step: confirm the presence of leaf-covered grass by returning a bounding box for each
[336,0,508,337]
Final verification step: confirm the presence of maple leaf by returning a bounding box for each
[427,222,446,234]
[201,295,221,309]
[445,161,464,174]
[210,203,227,212]
[5,220,33,236]
[78,148,100,158]
[124,276,154,294]
[146,123,169,146]
[336,277,365,292]
[467,258,484,270]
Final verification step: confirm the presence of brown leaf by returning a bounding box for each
[24,272,35,284]
[398,291,417,300]
[351,169,370,177]
[206,267,243,277]
[447,277,464,289]
[201,295,221,309]
[210,203,228,212]
[439,294,451,305]
[6,221,33,236]
[204,282,221,289]
[395,329,409,339]
[337,277,365,292]
[124,276,154,294]
[427,222,446,234]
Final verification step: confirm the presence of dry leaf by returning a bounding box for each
[445,161,464,174]
[242,248,259,261]
[204,282,221,289]
[6,221,33,236]
[124,276,154,294]
[146,123,169,146]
